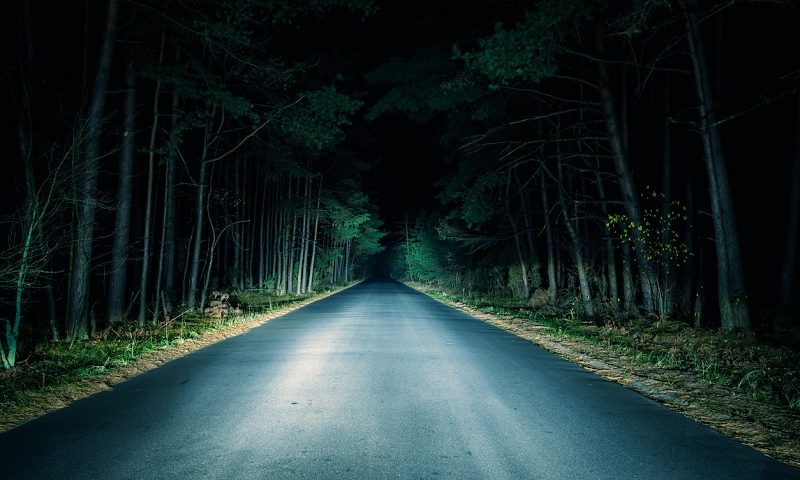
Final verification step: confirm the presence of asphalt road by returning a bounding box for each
[1,278,798,479]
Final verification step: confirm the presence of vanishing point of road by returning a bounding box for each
[1,278,798,479]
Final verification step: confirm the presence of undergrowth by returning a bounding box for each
[0,287,343,411]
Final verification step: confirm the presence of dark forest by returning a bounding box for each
[1,0,800,476]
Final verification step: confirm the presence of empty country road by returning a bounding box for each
[1,278,797,479]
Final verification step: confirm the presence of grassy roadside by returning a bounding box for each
[406,281,800,468]
[0,282,358,432]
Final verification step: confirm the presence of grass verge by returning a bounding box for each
[0,282,358,432]
[407,281,800,468]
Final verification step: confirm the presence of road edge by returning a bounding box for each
[0,281,361,433]
[404,280,800,469]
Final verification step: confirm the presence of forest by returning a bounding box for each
[373,0,800,337]
[0,0,386,369]
[1,0,800,450]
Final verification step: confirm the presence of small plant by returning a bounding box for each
[606,186,692,319]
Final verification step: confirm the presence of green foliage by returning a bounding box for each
[606,186,691,269]
[280,87,362,150]
[405,227,448,283]
[456,0,586,85]
[322,188,385,278]
[440,169,505,228]
[365,46,482,122]
[258,0,377,24]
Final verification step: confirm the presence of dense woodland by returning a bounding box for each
[2,0,800,371]
[371,1,800,337]
[0,0,384,368]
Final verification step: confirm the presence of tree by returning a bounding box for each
[1,149,70,368]
[107,63,135,325]
[66,0,119,339]
[681,0,750,330]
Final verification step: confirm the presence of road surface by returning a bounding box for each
[1,278,797,479]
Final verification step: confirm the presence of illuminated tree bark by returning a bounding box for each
[684,2,750,330]
[107,63,135,325]
[66,0,119,339]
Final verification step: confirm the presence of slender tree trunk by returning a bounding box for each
[232,159,241,288]
[247,167,258,288]
[45,282,58,341]
[288,202,297,293]
[778,94,800,329]
[4,214,33,367]
[297,172,310,294]
[66,0,119,339]
[138,37,164,326]
[187,126,210,308]
[506,170,529,298]
[555,163,593,316]
[622,243,635,314]
[515,172,542,290]
[258,172,267,290]
[681,178,696,318]
[107,63,135,324]
[595,169,619,312]
[163,84,179,313]
[271,180,280,282]
[540,171,557,302]
[344,240,351,283]
[595,18,656,313]
[307,176,322,291]
[660,77,675,319]
[405,211,414,282]
[684,3,750,330]
[200,163,220,309]
[152,163,169,324]
[153,85,175,324]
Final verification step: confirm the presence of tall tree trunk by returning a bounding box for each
[594,169,619,312]
[659,77,675,319]
[187,124,210,308]
[622,243,635,314]
[684,3,750,330]
[297,171,310,294]
[258,172,268,289]
[344,240,351,283]
[162,81,179,314]
[778,94,800,330]
[138,36,164,326]
[287,181,297,294]
[307,176,323,291]
[681,178,696,318]
[540,171,557,302]
[232,158,242,288]
[595,17,656,313]
[555,163,594,316]
[247,166,258,288]
[66,0,119,339]
[405,211,414,282]
[152,162,169,324]
[514,169,542,290]
[272,180,281,282]
[107,62,135,324]
[506,170,530,299]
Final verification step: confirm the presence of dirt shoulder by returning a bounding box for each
[407,282,800,468]
[0,283,356,433]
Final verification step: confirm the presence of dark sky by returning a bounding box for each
[306,0,515,234]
